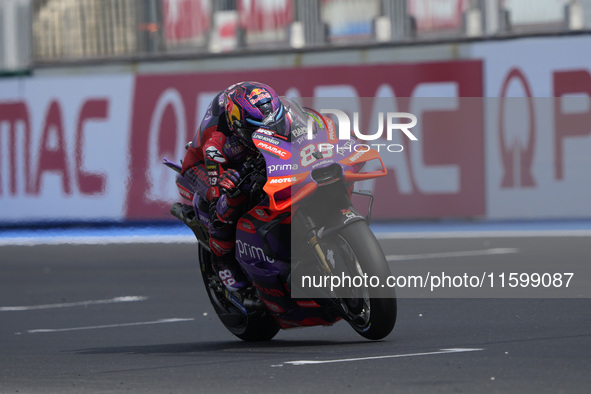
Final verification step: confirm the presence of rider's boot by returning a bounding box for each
[209,238,248,292]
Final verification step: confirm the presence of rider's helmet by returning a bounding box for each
[224,81,286,146]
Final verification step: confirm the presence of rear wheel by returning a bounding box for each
[333,221,397,340]
[198,245,280,341]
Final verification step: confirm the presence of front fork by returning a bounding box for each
[289,181,376,302]
[292,180,372,263]
[292,208,332,274]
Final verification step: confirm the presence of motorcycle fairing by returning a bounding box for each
[235,205,341,327]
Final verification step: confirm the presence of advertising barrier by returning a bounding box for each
[1,35,591,223]
[0,75,133,222]
[473,36,591,219]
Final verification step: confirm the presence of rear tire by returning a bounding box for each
[198,245,280,341]
[335,221,397,340]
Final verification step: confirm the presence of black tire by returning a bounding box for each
[198,245,280,341]
[335,221,397,340]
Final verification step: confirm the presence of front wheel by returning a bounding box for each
[198,245,280,341]
[334,221,397,340]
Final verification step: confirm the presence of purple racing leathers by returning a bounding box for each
[182,91,257,290]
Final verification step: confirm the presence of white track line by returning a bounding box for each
[386,248,518,262]
[22,318,195,334]
[0,235,196,246]
[1,229,591,247]
[0,296,148,312]
[376,230,591,239]
[273,348,483,367]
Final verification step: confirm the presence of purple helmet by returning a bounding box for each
[224,81,286,145]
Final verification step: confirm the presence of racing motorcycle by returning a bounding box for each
[164,98,396,341]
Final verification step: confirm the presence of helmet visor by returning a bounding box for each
[248,97,311,138]
[245,104,289,136]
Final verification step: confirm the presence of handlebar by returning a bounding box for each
[222,153,266,198]
[240,153,266,177]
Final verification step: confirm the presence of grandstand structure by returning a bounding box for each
[1,0,590,72]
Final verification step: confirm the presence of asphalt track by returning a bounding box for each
[1,233,590,393]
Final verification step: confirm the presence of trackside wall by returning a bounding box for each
[1,35,591,223]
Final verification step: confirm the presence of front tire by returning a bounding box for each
[335,221,397,340]
[198,245,280,341]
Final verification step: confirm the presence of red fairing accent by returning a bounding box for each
[176,183,194,201]
[261,299,285,314]
[295,300,321,308]
[209,238,235,257]
[237,218,257,233]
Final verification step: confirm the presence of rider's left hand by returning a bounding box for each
[219,169,241,196]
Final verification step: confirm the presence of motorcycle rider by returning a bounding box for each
[181,81,286,292]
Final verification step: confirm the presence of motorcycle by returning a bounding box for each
[164,98,396,341]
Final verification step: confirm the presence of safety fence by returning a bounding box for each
[0,0,589,71]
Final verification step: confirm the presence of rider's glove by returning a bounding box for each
[218,169,241,197]
[209,199,227,230]
[209,193,246,228]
